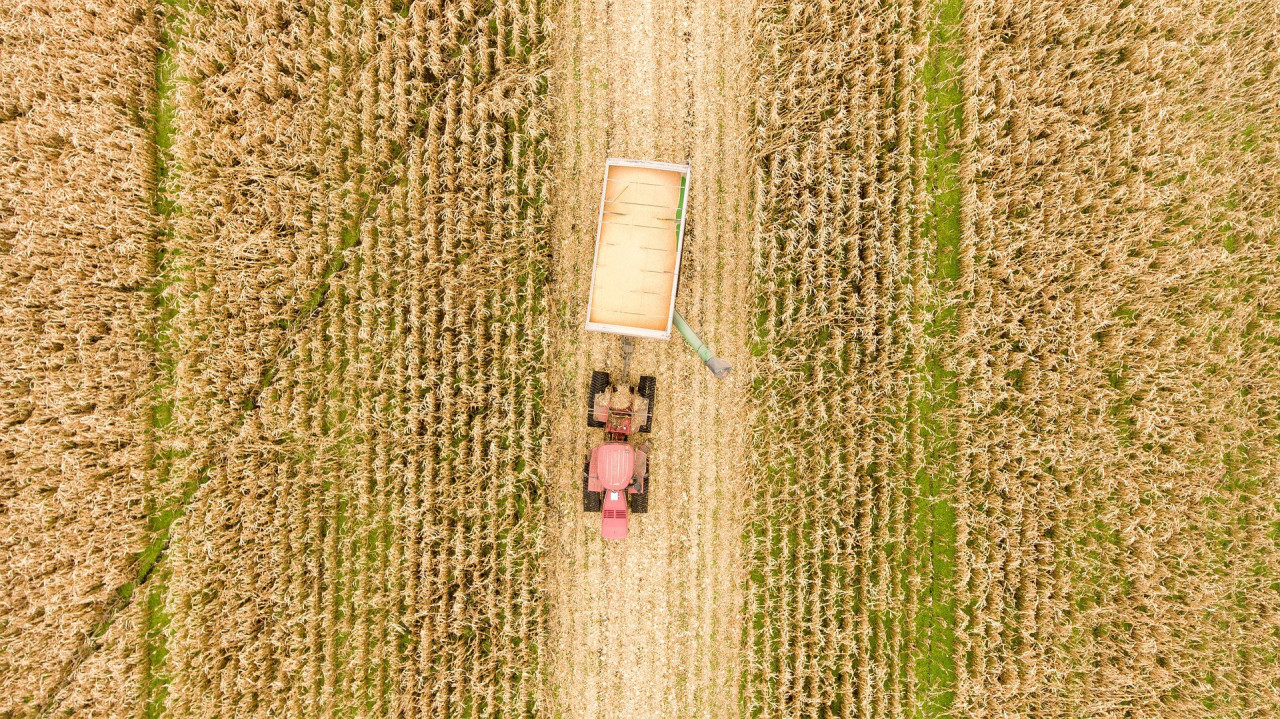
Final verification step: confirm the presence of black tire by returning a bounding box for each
[587,370,609,428]
[583,459,601,512]
[637,375,656,433]
[630,476,650,514]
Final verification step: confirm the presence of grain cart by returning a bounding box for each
[580,158,729,539]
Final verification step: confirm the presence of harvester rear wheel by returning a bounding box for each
[587,370,609,428]
[637,375,656,433]
[630,476,650,514]
[582,458,601,512]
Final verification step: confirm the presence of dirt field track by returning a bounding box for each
[3,0,1279,718]
[542,0,754,715]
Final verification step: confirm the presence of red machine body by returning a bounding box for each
[582,370,655,539]
[587,443,644,539]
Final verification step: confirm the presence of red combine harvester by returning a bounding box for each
[582,369,655,539]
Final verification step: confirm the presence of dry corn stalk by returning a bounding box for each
[0,1,157,714]
[949,0,1280,715]
[161,0,551,715]
[745,0,928,715]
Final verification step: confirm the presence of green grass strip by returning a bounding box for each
[914,0,964,714]
[140,1,186,714]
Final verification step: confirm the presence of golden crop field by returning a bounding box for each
[1,1,157,715]
[949,1,1280,713]
[2,0,1277,718]
[162,0,551,716]
[746,0,925,715]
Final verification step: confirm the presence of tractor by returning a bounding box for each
[581,365,656,540]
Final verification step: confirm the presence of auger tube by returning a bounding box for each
[673,310,732,379]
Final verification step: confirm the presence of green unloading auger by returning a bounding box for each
[673,310,731,379]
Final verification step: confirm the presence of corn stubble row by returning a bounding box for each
[163,0,550,716]
[949,0,1280,715]
[746,1,931,716]
[0,1,157,714]
[749,0,1280,717]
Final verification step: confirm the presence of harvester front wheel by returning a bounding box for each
[583,477,602,512]
[587,370,609,428]
[637,375,656,433]
[582,459,601,512]
[630,476,650,514]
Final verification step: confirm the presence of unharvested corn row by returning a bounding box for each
[745,1,929,716]
[163,0,551,716]
[949,0,1280,715]
[0,1,157,713]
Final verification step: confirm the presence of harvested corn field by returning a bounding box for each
[540,0,754,715]
[160,0,551,715]
[947,1,1280,714]
[0,1,157,714]
[1,0,1278,718]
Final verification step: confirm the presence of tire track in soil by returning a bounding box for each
[543,0,756,717]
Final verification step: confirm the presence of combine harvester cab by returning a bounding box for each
[581,158,726,539]
[587,439,648,540]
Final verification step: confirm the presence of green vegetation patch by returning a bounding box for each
[914,0,965,714]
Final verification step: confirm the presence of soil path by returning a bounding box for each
[542,0,757,716]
